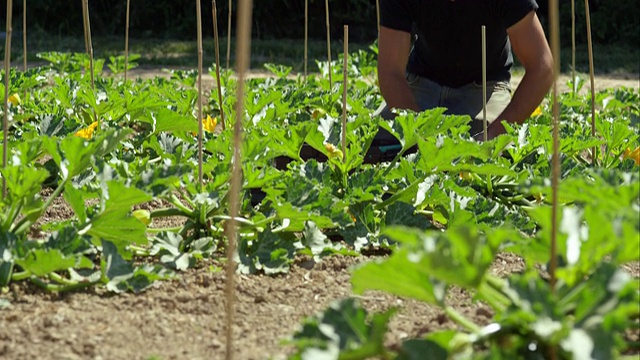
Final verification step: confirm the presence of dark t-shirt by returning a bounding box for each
[380,0,538,88]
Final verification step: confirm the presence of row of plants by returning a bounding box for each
[0,48,638,357]
[282,61,640,358]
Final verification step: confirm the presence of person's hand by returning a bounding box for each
[486,121,507,140]
[473,121,507,142]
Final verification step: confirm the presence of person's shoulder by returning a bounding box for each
[380,0,418,33]
[493,0,538,28]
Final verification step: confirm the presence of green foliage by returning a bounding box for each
[288,298,396,360]
[0,53,638,360]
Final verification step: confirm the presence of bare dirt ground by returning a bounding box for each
[0,69,638,360]
[124,66,639,94]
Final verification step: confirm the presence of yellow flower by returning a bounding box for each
[347,210,356,223]
[530,106,543,117]
[192,115,218,136]
[74,121,99,140]
[623,146,640,166]
[324,142,343,161]
[8,93,21,106]
[203,115,217,133]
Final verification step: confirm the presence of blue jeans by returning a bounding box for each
[375,72,512,137]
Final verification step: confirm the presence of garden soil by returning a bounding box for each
[125,66,639,95]
[0,70,638,360]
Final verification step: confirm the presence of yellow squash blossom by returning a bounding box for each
[8,93,21,106]
[203,115,217,132]
[193,115,218,136]
[324,143,343,161]
[623,146,640,166]
[74,121,99,140]
[530,106,543,117]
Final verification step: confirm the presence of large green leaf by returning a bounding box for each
[151,108,199,133]
[87,181,151,256]
[42,128,132,181]
[351,246,444,305]
[289,298,396,360]
[15,249,92,277]
[353,224,511,303]
[101,240,172,293]
[236,229,301,275]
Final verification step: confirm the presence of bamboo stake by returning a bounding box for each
[549,0,561,298]
[82,0,89,53]
[481,25,487,142]
[82,0,98,135]
[571,0,576,93]
[226,0,232,70]
[324,0,332,88]
[226,0,253,358]
[124,0,131,82]
[341,25,348,163]
[196,0,204,190]
[304,0,308,80]
[213,0,226,130]
[375,0,380,34]
[3,0,13,198]
[22,0,26,71]
[82,0,95,90]
[584,0,597,164]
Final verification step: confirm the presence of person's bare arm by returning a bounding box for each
[488,11,553,138]
[378,26,419,112]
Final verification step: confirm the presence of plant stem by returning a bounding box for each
[149,207,191,219]
[479,280,510,312]
[199,203,207,226]
[379,150,405,179]
[129,245,150,256]
[4,203,22,231]
[168,194,194,216]
[250,215,277,229]
[146,226,184,234]
[444,306,481,334]
[11,270,29,281]
[49,272,77,286]
[12,178,67,234]
[30,275,96,292]
[177,188,196,208]
[375,175,422,210]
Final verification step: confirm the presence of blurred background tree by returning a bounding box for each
[0,0,636,46]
